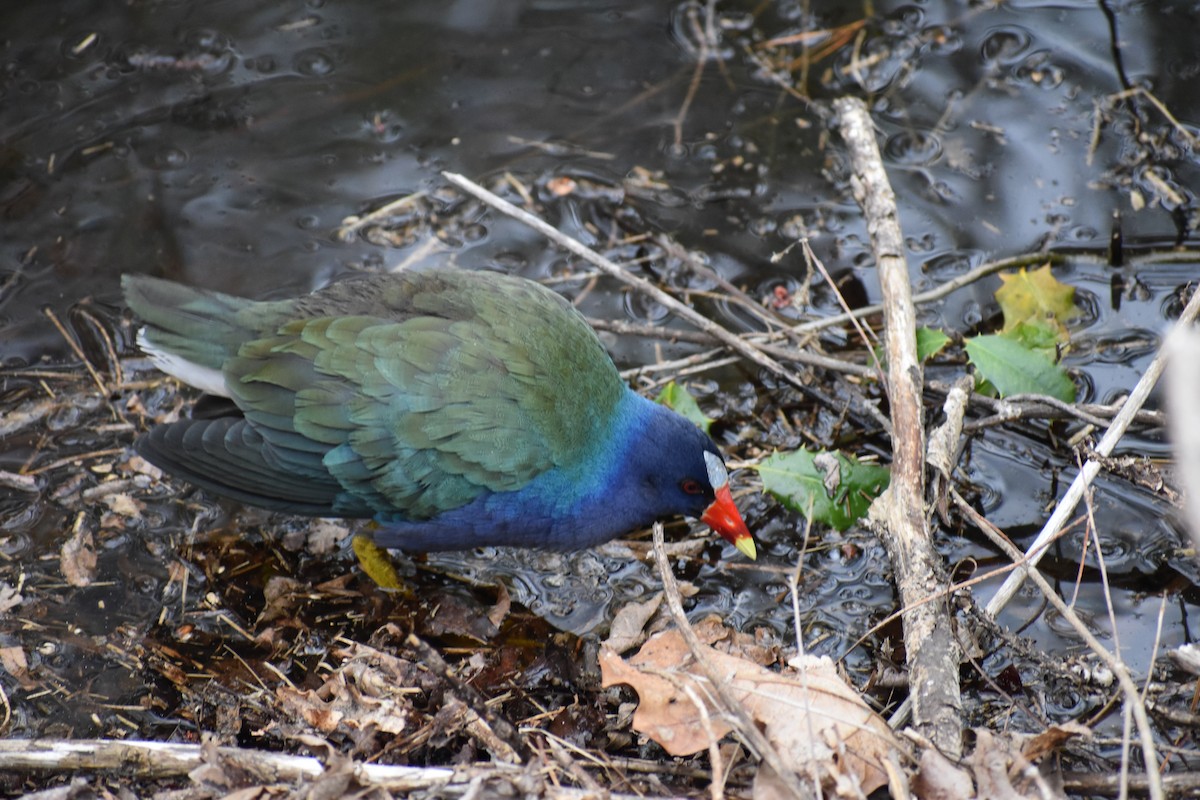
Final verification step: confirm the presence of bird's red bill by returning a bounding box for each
[701,486,756,560]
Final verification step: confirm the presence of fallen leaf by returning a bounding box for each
[972,729,1031,800]
[258,576,308,625]
[277,686,345,733]
[600,628,897,793]
[278,643,420,737]
[603,593,663,654]
[656,381,713,433]
[996,265,1079,339]
[964,334,1075,402]
[102,492,144,519]
[421,592,500,642]
[1021,721,1091,762]
[757,449,890,531]
[912,746,974,800]
[124,454,163,478]
[486,582,512,630]
[60,517,97,587]
[0,645,30,684]
[0,582,22,614]
[691,614,782,667]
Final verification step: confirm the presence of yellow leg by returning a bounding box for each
[352,527,407,591]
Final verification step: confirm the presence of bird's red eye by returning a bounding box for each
[680,479,704,495]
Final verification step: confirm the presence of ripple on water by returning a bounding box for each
[979,25,1033,66]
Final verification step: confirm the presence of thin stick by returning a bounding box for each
[336,191,427,241]
[590,316,876,378]
[442,171,810,392]
[673,3,710,149]
[952,489,1164,800]
[42,307,109,398]
[985,282,1200,616]
[788,251,1062,339]
[651,523,811,798]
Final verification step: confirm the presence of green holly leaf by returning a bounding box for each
[1006,320,1060,353]
[964,334,1075,401]
[872,327,951,368]
[757,449,890,532]
[916,327,951,362]
[655,381,712,433]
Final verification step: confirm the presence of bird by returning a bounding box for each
[122,268,756,559]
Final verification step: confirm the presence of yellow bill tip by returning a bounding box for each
[733,535,757,561]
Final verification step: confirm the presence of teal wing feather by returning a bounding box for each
[215,270,625,520]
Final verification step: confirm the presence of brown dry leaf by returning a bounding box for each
[101,492,144,519]
[691,614,782,666]
[971,729,1046,800]
[279,642,419,737]
[912,746,974,800]
[1021,721,1091,762]
[277,685,345,734]
[603,593,663,654]
[0,581,22,614]
[421,592,500,642]
[60,517,97,587]
[600,629,897,793]
[0,644,31,687]
[124,453,163,478]
[487,581,511,629]
[257,575,308,625]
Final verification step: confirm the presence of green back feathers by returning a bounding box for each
[126,269,626,519]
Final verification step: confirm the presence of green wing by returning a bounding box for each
[220,270,625,519]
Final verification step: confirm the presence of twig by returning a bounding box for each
[441,171,811,393]
[405,633,526,763]
[591,316,876,378]
[651,523,811,799]
[788,252,1062,339]
[1167,328,1200,549]
[1062,771,1200,796]
[42,307,109,399]
[336,191,427,241]
[653,234,810,346]
[0,737,651,799]
[834,95,962,757]
[673,3,711,149]
[802,239,881,372]
[952,489,1164,800]
[985,281,1200,616]
[0,737,452,788]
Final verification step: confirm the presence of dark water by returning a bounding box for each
[2,0,1200,743]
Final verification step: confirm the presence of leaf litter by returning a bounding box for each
[0,122,1196,800]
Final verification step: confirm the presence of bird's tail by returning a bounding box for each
[122,275,279,395]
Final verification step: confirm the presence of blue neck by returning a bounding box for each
[372,389,660,551]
